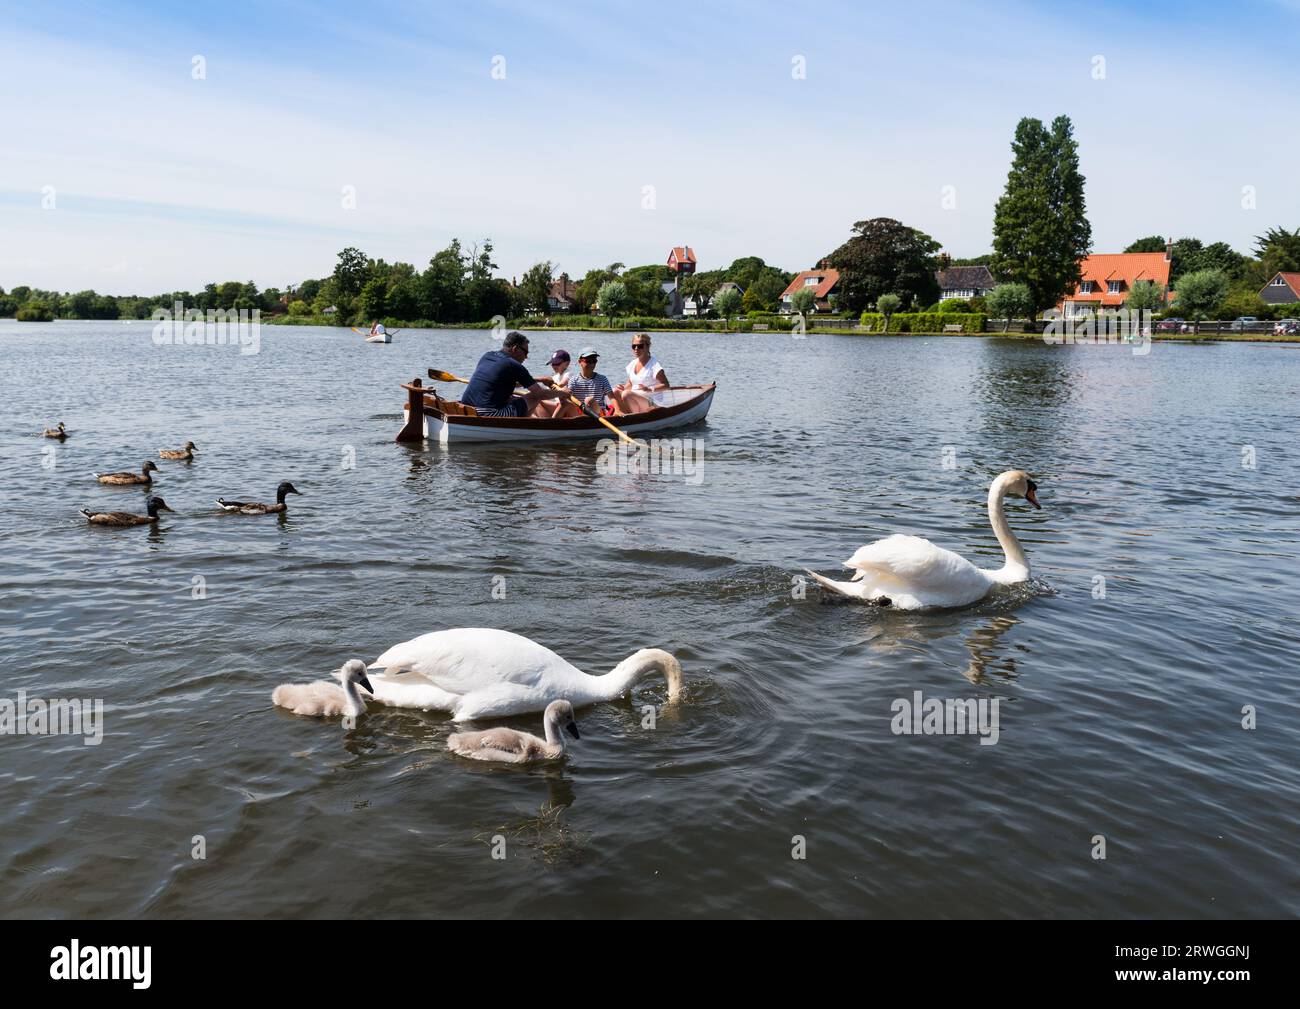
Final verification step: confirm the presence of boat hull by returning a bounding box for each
[400,384,716,444]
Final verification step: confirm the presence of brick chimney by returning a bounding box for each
[1164,238,1173,262]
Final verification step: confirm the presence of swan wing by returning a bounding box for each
[843,534,992,607]
[369,628,581,696]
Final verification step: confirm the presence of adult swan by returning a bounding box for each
[365,628,684,720]
[806,470,1041,610]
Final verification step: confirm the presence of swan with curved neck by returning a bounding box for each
[272,659,374,719]
[365,628,683,720]
[805,470,1041,610]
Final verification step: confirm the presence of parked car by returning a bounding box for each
[1156,317,1184,332]
[1229,316,1259,331]
[1274,318,1300,335]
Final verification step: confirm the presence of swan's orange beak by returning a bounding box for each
[1025,484,1040,509]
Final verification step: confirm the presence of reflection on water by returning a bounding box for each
[2,322,1299,919]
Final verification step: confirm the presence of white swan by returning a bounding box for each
[806,469,1041,610]
[272,660,373,719]
[365,628,683,720]
[447,699,581,764]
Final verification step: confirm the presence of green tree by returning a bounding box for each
[518,260,555,317]
[1124,235,1167,253]
[877,293,902,332]
[359,276,388,320]
[597,280,630,327]
[991,115,1092,318]
[1255,226,1300,276]
[789,286,817,318]
[16,300,54,321]
[1125,280,1165,313]
[287,299,310,316]
[1174,269,1230,320]
[333,247,369,298]
[827,218,941,312]
[713,286,742,330]
[987,282,1033,332]
[420,240,469,321]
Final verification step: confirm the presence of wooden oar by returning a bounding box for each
[427,368,639,446]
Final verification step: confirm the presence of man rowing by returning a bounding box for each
[461,331,563,417]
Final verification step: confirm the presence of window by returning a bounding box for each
[1273,277,1287,286]
[1108,280,1123,295]
[804,276,820,286]
[1080,281,1095,294]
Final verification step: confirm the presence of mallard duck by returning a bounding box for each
[216,481,301,515]
[43,422,68,439]
[159,441,197,460]
[93,460,159,485]
[80,495,174,526]
[447,699,581,764]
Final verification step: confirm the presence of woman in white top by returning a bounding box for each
[611,334,670,414]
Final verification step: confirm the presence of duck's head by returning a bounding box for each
[143,460,160,474]
[545,699,581,739]
[57,422,66,432]
[335,659,374,694]
[146,496,174,516]
[277,481,302,498]
[999,470,1040,509]
[184,441,197,451]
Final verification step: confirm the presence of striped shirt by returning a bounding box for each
[567,371,613,408]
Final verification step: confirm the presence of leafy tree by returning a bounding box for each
[359,276,388,320]
[1174,269,1230,320]
[16,300,54,321]
[1255,226,1300,276]
[744,272,788,312]
[464,277,511,321]
[1124,236,1167,253]
[518,260,555,317]
[1216,288,1272,321]
[789,286,817,317]
[466,239,498,282]
[827,217,941,312]
[421,240,469,321]
[935,298,972,313]
[877,293,902,332]
[683,273,719,316]
[987,282,1033,332]
[287,299,310,316]
[1125,280,1165,313]
[713,286,742,330]
[991,115,1092,318]
[333,247,369,298]
[597,280,630,327]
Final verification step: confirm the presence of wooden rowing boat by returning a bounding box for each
[396,380,716,444]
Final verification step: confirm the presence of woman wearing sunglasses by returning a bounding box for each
[610,333,669,415]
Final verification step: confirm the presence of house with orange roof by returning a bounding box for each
[1259,271,1300,306]
[1059,243,1173,316]
[779,263,840,314]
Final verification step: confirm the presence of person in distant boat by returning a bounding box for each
[567,348,614,416]
[462,331,561,417]
[610,333,669,414]
[369,320,387,339]
[536,349,576,418]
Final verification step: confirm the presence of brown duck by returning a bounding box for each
[93,460,159,485]
[43,422,68,439]
[216,481,301,515]
[159,441,197,460]
[81,496,174,527]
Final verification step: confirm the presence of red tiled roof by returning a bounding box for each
[780,268,840,300]
[668,246,696,266]
[1262,272,1300,298]
[1062,252,1171,308]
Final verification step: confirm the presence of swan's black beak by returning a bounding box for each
[1025,482,1040,509]
[566,722,581,740]
[358,674,374,694]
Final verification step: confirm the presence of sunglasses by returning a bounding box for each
[631,343,647,349]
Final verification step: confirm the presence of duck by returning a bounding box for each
[43,422,68,439]
[216,481,301,515]
[365,628,683,720]
[271,660,373,719]
[159,441,197,460]
[80,495,174,526]
[805,469,1042,610]
[93,460,159,485]
[447,699,581,764]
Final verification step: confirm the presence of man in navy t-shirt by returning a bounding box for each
[461,331,560,417]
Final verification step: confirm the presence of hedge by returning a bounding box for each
[858,312,986,334]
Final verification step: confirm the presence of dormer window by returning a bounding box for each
[1273,276,1287,286]
[1108,280,1123,295]
[804,276,820,286]
[1080,281,1095,294]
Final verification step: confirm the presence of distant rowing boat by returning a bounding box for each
[396,380,716,444]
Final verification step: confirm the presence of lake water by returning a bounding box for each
[2,319,1298,919]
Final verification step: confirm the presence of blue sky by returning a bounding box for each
[2,0,1297,294]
